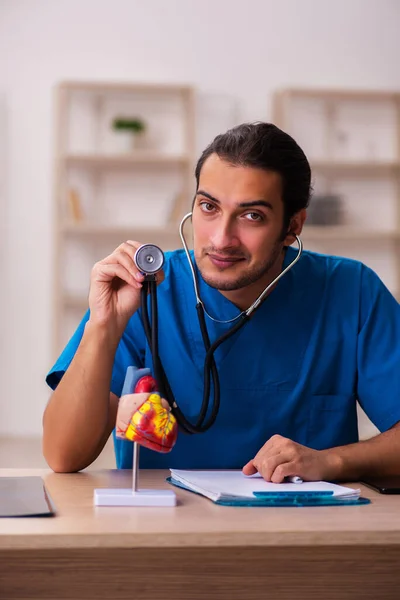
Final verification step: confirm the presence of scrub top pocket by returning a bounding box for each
[308,393,358,450]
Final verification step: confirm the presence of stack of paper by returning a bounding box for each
[168,470,367,506]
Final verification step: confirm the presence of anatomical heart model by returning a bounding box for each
[116,367,178,453]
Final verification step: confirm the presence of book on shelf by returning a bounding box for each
[67,188,84,222]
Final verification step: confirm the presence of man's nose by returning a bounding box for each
[210,217,240,249]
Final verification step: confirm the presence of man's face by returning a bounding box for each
[192,154,289,293]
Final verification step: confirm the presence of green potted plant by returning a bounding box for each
[112,116,147,152]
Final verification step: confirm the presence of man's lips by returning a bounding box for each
[207,254,245,268]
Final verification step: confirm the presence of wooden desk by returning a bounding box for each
[1,469,400,599]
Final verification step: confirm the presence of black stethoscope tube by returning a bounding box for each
[140,278,249,434]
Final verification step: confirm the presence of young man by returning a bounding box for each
[44,122,400,482]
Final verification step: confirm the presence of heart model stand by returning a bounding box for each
[94,366,177,507]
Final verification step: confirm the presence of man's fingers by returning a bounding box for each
[270,462,294,484]
[93,241,165,287]
[253,453,289,482]
[244,457,299,483]
[242,461,258,476]
[101,250,143,283]
[92,262,139,288]
[125,240,142,249]
[243,445,285,478]
[116,393,150,434]
[161,398,170,410]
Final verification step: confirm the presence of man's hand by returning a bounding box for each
[88,240,165,336]
[242,434,341,482]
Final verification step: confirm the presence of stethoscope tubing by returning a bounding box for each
[140,215,303,434]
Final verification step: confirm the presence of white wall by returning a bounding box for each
[0,0,399,436]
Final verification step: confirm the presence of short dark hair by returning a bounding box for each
[194,122,312,229]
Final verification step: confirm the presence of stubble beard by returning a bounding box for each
[197,241,283,292]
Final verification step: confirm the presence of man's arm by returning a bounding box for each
[242,422,400,483]
[325,421,400,480]
[43,321,120,473]
[43,240,158,473]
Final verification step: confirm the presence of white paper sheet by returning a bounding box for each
[170,470,360,502]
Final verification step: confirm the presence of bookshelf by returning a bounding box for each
[273,88,400,300]
[52,81,196,355]
[65,152,189,168]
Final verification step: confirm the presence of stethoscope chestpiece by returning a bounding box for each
[134,244,165,275]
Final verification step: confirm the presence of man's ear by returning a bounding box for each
[283,209,307,246]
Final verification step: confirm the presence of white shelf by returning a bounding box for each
[61,222,183,247]
[302,226,400,242]
[64,153,190,168]
[59,81,193,94]
[280,88,400,101]
[311,161,399,174]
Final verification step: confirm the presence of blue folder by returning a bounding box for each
[166,476,371,506]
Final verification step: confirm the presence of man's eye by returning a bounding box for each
[200,202,215,213]
[245,212,263,222]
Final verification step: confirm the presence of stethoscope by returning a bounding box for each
[134,212,303,435]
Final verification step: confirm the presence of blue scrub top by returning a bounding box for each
[46,247,400,470]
